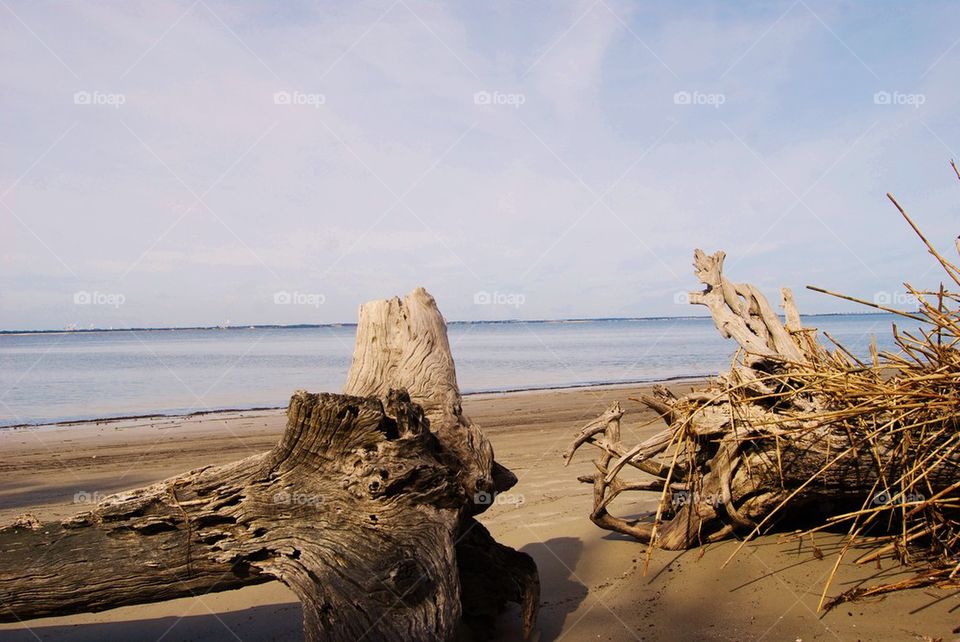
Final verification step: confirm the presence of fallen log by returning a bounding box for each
[566,195,960,604]
[0,287,538,641]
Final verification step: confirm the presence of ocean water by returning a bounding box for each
[0,314,902,427]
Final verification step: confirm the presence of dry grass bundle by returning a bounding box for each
[771,192,959,607]
[566,165,960,608]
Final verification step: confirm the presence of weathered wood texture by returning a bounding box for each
[567,250,957,550]
[344,287,517,508]
[0,288,538,641]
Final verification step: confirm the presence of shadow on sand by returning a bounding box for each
[487,537,588,641]
[0,603,304,642]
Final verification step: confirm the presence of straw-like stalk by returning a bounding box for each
[567,166,960,606]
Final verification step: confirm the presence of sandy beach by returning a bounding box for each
[0,382,955,642]
[6,0,959,638]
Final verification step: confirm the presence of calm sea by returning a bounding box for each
[0,314,901,427]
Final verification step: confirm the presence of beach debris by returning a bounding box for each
[0,288,538,641]
[566,171,960,608]
[11,513,41,530]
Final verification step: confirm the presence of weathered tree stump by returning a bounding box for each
[0,288,538,641]
[566,250,957,552]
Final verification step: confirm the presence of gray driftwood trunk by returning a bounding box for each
[0,288,539,641]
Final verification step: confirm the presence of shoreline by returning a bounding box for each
[0,381,952,641]
[0,374,712,431]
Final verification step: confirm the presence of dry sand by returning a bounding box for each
[0,383,955,641]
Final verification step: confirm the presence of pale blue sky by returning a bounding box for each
[1,0,958,330]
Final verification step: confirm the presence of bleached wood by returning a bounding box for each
[567,250,956,551]
[0,289,539,641]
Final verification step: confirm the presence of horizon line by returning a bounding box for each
[0,310,897,336]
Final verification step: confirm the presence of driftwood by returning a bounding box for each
[566,249,958,554]
[0,288,538,641]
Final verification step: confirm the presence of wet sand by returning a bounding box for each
[0,383,955,641]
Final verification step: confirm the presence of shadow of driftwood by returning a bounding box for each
[486,537,587,642]
[0,603,303,642]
